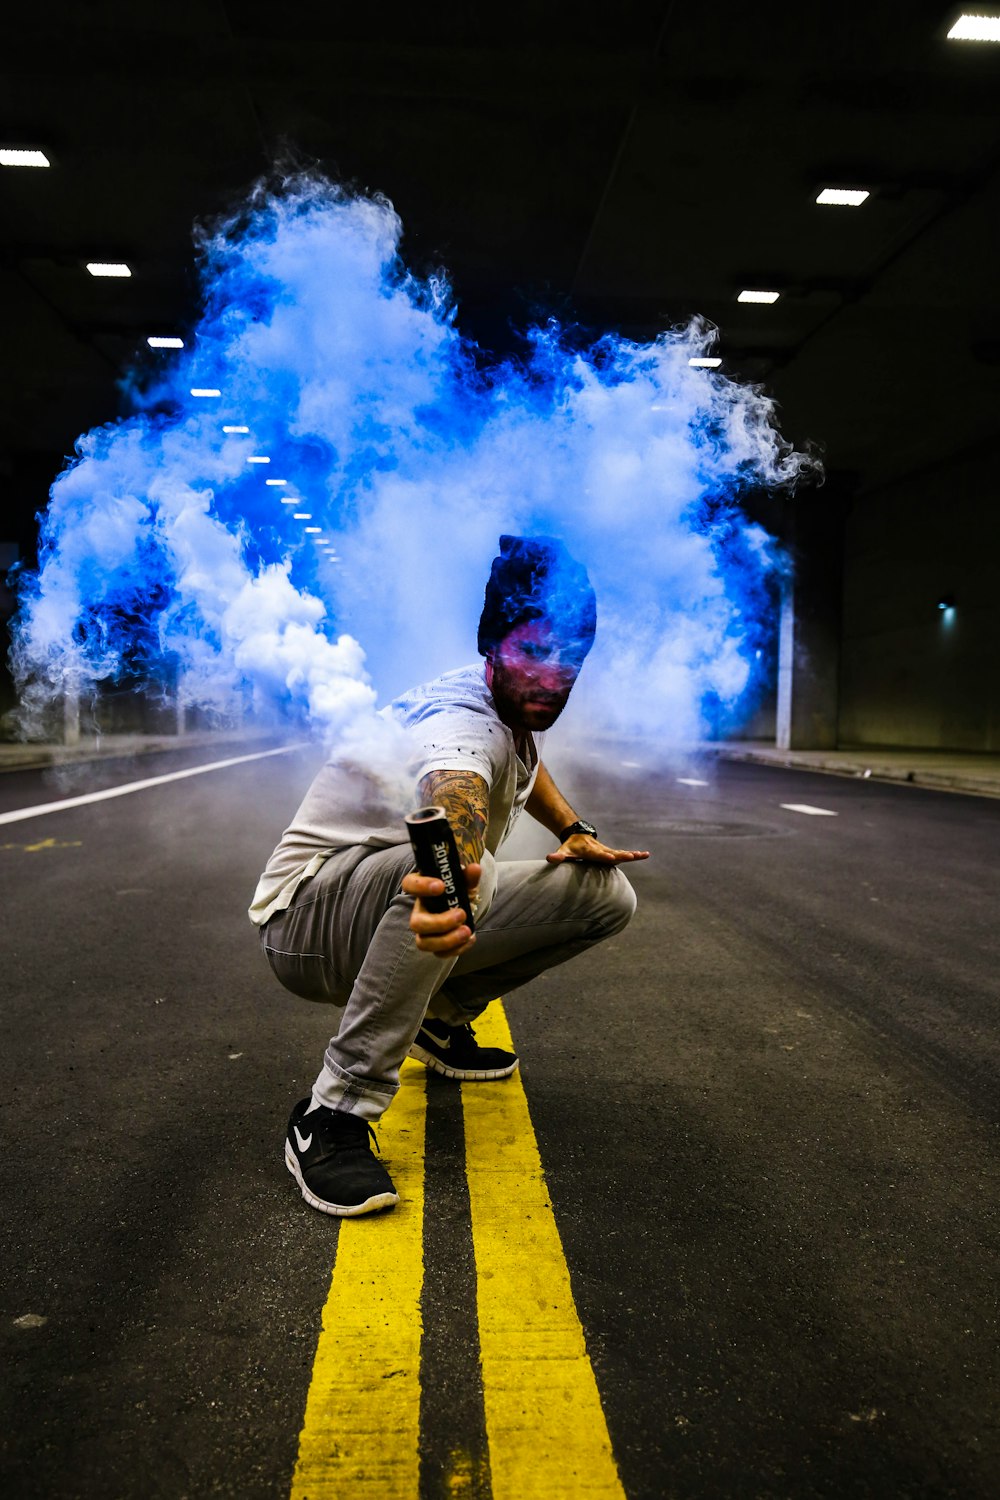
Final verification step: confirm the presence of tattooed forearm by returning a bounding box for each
[417,769,489,867]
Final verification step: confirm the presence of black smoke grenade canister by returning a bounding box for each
[404,805,475,934]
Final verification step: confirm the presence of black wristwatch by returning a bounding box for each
[559,819,598,843]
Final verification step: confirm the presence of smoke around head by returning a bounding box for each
[10,171,818,750]
[477,534,597,663]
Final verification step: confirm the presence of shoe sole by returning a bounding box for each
[407,1043,519,1081]
[284,1143,399,1217]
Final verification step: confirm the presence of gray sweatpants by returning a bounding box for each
[260,843,637,1120]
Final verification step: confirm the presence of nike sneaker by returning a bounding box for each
[408,1019,518,1081]
[284,1099,398,1216]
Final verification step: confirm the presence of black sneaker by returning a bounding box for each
[284,1099,399,1217]
[408,1019,519,1081]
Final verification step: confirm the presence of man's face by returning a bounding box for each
[485,617,585,732]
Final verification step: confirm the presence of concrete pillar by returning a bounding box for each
[776,574,840,749]
[774,486,851,751]
[63,681,80,746]
[776,578,795,748]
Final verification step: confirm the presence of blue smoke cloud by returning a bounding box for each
[10,172,817,748]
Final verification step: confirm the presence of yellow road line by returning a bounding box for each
[462,1005,626,1499]
[289,1060,426,1499]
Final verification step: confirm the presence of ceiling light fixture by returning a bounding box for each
[86,262,131,278]
[280,496,298,504]
[246,455,270,463]
[816,187,870,206]
[222,425,249,434]
[147,336,184,349]
[689,357,722,368]
[265,478,288,486]
[305,527,323,535]
[947,14,1000,41]
[293,512,312,520]
[190,387,221,398]
[737,289,780,304]
[0,148,51,167]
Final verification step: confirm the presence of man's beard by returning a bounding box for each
[488,660,571,732]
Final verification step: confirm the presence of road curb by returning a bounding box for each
[709,746,1000,799]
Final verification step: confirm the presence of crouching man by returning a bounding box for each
[249,535,649,1217]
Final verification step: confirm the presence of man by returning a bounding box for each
[250,535,649,1217]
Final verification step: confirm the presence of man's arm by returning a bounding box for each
[527,760,651,865]
[524,760,578,838]
[402,767,490,958]
[416,767,489,868]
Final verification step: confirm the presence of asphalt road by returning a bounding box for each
[1,745,998,1499]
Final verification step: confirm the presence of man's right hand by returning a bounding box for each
[403,863,482,958]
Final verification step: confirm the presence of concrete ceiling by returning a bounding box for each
[2,0,999,548]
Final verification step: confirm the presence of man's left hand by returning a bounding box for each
[546,834,650,864]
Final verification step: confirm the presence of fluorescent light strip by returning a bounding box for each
[0,148,50,167]
[86,262,132,278]
[191,388,221,398]
[816,187,870,206]
[305,527,322,535]
[738,289,780,304]
[948,14,1000,41]
[222,425,249,434]
[265,478,288,486]
[246,455,270,463]
[280,497,299,504]
[293,512,312,520]
[147,336,184,349]
[689,357,722,368]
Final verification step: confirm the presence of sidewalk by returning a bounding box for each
[709,741,1000,799]
[0,729,277,773]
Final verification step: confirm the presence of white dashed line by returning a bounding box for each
[780,803,838,816]
[676,777,710,787]
[0,744,308,826]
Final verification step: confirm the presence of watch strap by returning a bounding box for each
[559,819,598,843]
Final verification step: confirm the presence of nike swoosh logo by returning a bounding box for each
[423,1029,450,1049]
[293,1126,313,1152]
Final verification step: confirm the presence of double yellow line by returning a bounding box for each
[289,1005,625,1499]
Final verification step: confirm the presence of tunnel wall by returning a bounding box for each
[838,450,1000,751]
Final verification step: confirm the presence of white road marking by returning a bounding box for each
[620,760,642,768]
[676,777,710,787]
[0,744,308,826]
[780,803,838,816]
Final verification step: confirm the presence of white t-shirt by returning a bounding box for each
[248,663,544,925]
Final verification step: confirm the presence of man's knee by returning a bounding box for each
[590,864,637,937]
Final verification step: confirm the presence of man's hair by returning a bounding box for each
[477,535,597,660]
